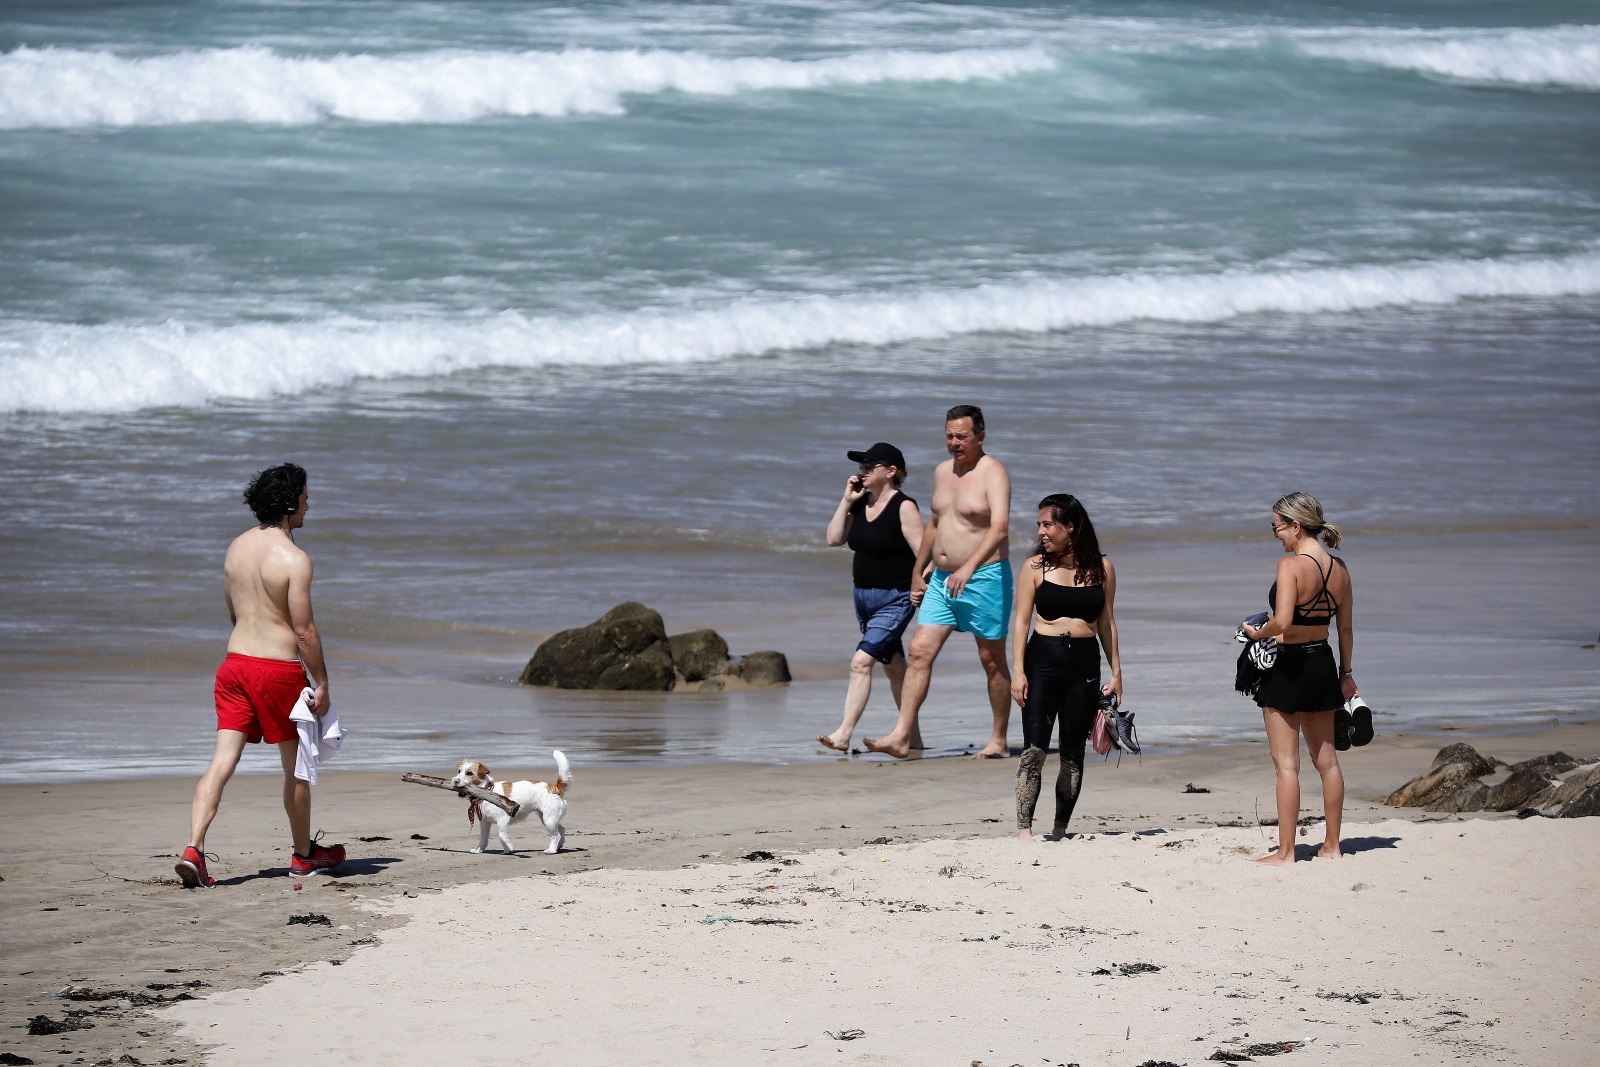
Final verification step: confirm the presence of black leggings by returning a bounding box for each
[1016,633,1101,832]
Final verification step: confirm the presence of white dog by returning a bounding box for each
[449,752,571,855]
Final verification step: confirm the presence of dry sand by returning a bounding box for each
[2,721,1596,1066]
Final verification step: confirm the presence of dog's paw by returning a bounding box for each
[469,847,484,854]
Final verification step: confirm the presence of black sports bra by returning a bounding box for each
[1035,580,1105,623]
[1268,553,1343,626]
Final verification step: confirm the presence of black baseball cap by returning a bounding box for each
[846,442,906,470]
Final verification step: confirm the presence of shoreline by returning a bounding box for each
[0,691,1590,786]
[7,528,1598,783]
[4,526,1597,788]
[3,718,1596,1065]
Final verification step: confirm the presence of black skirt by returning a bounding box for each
[1254,640,1342,715]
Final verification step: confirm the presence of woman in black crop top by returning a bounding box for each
[819,442,925,754]
[1241,491,1358,865]
[1008,493,1123,839]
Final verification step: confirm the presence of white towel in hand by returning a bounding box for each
[288,686,345,784]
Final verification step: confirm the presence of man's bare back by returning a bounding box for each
[224,526,311,662]
[221,482,327,715]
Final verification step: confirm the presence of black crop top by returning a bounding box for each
[1034,579,1105,623]
[847,492,918,591]
[1268,553,1343,626]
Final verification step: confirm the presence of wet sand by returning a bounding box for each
[2,720,1596,1065]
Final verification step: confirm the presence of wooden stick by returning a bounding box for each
[401,772,520,816]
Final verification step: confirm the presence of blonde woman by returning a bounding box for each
[1242,492,1357,864]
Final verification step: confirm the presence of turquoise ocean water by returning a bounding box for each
[1,1,1597,778]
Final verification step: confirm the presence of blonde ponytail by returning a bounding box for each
[1272,491,1340,549]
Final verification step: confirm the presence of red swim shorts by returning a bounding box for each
[214,653,307,745]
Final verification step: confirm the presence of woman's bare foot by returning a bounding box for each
[909,732,926,751]
[1018,827,1033,840]
[1042,825,1070,841]
[1316,842,1343,859]
[863,735,912,759]
[817,733,850,753]
[969,740,1011,759]
[1253,850,1295,866]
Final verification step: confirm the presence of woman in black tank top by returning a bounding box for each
[818,443,925,754]
[1007,493,1123,839]
[1240,491,1359,865]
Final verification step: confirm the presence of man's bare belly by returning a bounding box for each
[931,524,1007,572]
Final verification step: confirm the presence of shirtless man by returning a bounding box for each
[174,463,345,888]
[866,406,1013,759]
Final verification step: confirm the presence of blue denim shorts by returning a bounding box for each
[854,587,916,664]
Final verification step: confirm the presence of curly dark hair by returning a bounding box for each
[243,463,307,525]
[1032,493,1105,586]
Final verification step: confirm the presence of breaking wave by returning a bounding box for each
[0,44,1055,129]
[1295,24,1600,90]
[5,252,1599,414]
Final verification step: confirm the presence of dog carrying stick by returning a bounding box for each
[401,772,521,817]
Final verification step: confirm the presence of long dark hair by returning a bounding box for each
[1033,493,1105,586]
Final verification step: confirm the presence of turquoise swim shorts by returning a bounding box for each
[918,560,1013,641]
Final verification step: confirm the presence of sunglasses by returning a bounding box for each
[1271,520,1294,534]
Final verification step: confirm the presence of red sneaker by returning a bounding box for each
[175,846,216,889]
[289,842,346,878]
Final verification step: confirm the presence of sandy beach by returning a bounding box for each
[3,720,1595,1066]
[6,2,1599,1065]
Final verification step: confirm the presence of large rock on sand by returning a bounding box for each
[521,602,674,691]
[1508,752,1587,777]
[669,629,732,683]
[734,650,792,687]
[594,640,676,691]
[521,604,789,692]
[1427,780,1491,815]
[1386,744,1600,818]
[1555,781,1600,818]
[1538,763,1600,818]
[1482,766,1561,812]
[1386,743,1498,808]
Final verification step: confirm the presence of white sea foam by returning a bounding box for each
[1295,24,1600,91]
[0,44,1054,129]
[4,252,1598,414]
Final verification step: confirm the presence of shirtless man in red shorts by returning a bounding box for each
[175,463,345,887]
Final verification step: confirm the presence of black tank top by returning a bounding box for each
[848,492,918,591]
[1034,579,1105,622]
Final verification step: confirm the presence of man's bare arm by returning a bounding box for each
[286,553,330,715]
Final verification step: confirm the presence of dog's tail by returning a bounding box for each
[550,750,572,797]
